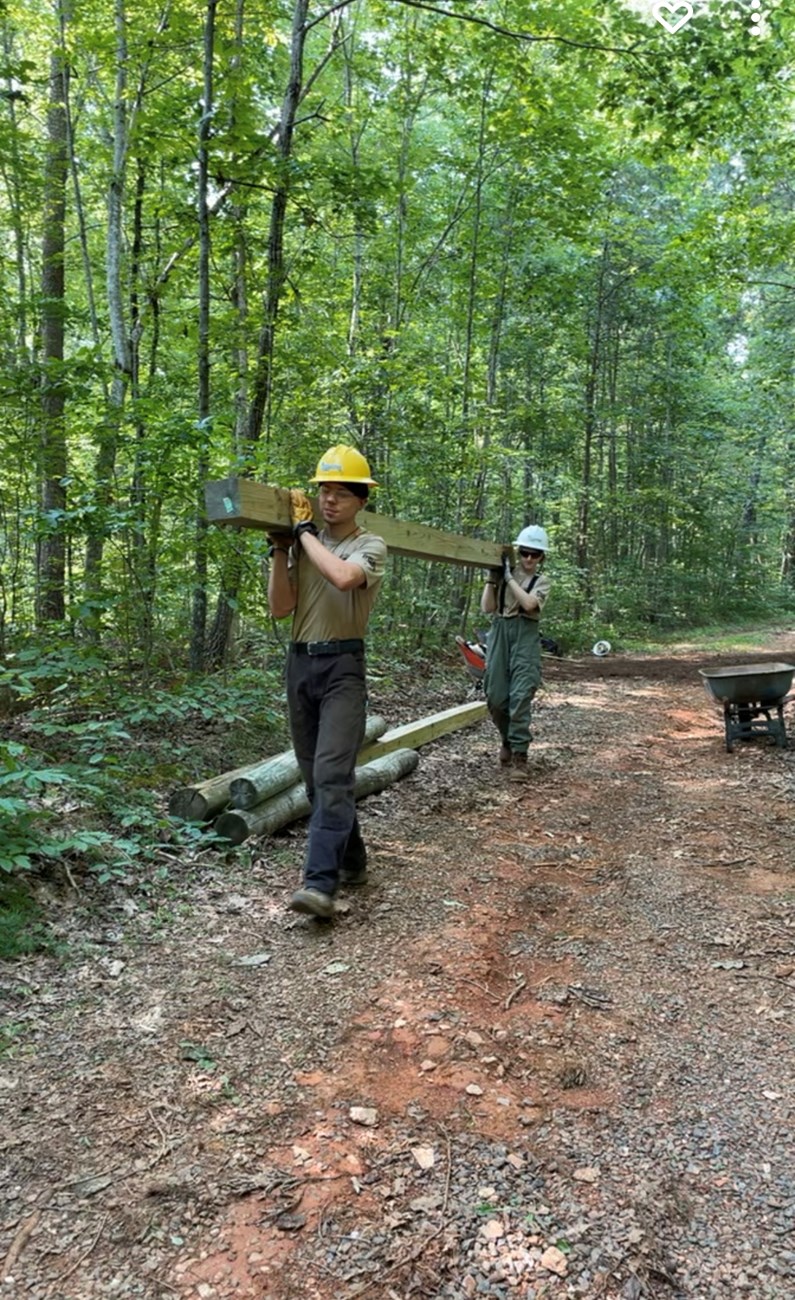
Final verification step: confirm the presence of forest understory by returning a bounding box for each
[3,630,795,1300]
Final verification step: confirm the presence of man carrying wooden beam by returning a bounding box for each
[267,446,388,920]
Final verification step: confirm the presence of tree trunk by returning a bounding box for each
[2,25,32,363]
[36,41,69,625]
[128,159,156,662]
[576,240,610,611]
[189,0,218,672]
[246,0,309,447]
[204,0,250,672]
[83,0,131,633]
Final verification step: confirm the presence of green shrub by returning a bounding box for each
[0,878,52,960]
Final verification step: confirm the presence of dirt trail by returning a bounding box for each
[3,633,795,1299]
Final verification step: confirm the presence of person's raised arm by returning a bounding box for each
[267,539,297,618]
[294,526,367,590]
[480,567,502,614]
[505,576,542,614]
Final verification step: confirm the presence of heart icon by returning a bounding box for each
[652,0,694,32]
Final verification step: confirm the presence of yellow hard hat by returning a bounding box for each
[309,444,377,486]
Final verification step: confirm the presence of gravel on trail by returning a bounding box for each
[2,636,795,1300]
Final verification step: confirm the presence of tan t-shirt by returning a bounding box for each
[290,528,387,642]
[499,569,551,622]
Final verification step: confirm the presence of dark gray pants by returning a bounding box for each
[286,648,367,896]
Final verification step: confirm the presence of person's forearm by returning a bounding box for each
[504,575,540,613]
[298,531,365,590]
[481,579,497,614]
[268,549,296,618]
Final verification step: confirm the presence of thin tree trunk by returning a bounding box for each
[342,11,366,435]
[36,38,69,625]
[460,67,492,430]
[576,240,610,610]
[246,0,309,447]
[2,24,32,364]
[189,0,217,672]
[204,0,246,671]
[84,0,166,639]
[83,0,131,631]
[127,159,157,662]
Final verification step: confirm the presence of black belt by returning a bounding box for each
[291,638,364,656]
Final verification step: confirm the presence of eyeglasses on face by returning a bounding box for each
[318,485,357,501]
[519,547,544,558]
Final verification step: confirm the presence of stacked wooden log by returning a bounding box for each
[168,700,486,845]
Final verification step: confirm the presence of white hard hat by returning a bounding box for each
[592,640,611,657]
[514,524,549,553]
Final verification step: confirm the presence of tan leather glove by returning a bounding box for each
[289,488,314,526]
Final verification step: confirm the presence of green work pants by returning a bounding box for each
[484,617,541,754]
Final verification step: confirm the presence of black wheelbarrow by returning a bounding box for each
[698,662,795,752]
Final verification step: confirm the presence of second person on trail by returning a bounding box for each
[480,525,551,773]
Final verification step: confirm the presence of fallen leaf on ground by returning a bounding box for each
[481,1219,504,1240]
[349,1106,378,1127]
[573,1166,599,1182]
[540,1245,568,1275]
[411,1146,436,1169]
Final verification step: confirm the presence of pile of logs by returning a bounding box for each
[168,700,487,845]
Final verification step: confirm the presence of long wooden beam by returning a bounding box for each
[204,477,506,569]
[357,700,487,763]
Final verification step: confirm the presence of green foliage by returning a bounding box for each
[0,640,107,711]
[0,741,74,873]
[180,1041,217,1072]
[0,642,288,893]
[2,0,795,693]
[109,669,283,733]
[0,737,147,881]
[0,878,52,961]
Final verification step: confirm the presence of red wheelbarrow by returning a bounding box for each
[698,662,795,752]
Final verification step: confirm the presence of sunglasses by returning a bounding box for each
[519,548,544,559]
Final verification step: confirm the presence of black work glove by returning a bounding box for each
[503,554,513,582]
[488,567,502,585]
[294,519,319,540]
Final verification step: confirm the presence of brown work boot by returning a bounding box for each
[288,888,335,919]
[499,743,511,766]
[508,752,527,781]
